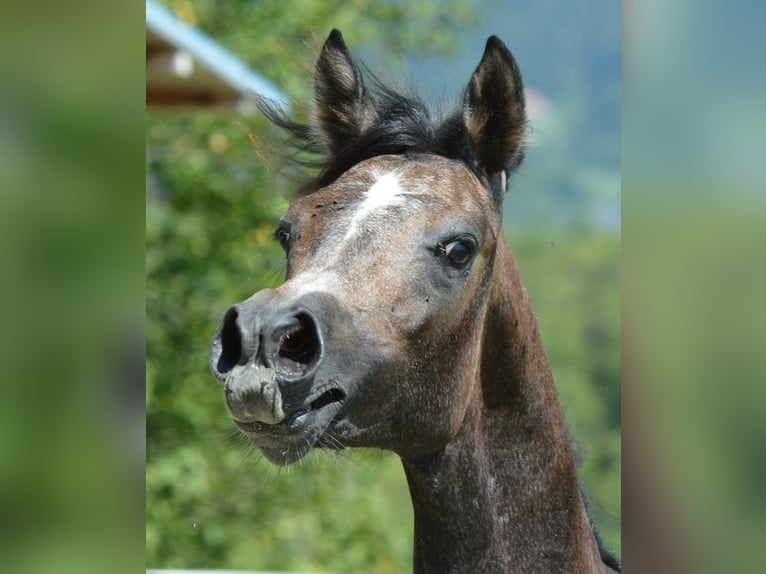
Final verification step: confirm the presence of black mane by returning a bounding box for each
[256,80,477,196]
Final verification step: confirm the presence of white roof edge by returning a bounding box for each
[146,0,290,111]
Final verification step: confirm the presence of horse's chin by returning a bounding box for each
[257,443,313,467]
[234,398,345,466]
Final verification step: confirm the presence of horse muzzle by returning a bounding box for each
[209,290,344,427]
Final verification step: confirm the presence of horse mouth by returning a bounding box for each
[285,387,346,420]
[233,385,346,465]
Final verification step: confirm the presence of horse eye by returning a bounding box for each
[275,227,291,250]
[444,240,474,266]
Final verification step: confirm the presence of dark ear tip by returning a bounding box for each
[481,35,515,66]
[325,29,346,50]
[486,35,504,49]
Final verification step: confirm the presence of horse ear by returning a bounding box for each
[312,29,378,154]
[462,37,527,192]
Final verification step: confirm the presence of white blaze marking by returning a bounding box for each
[289,271,334,299]
[344,172,408,240]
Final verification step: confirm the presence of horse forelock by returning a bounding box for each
[259,80,487,198]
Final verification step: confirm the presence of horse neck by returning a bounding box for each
[402,237,603,573]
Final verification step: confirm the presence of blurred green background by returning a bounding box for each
[146,0,620,571]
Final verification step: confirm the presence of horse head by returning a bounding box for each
[210,30,526,465]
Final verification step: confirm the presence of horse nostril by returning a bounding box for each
[217,308,244,374]
[278,315,318,363]
[274,313,322,381]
